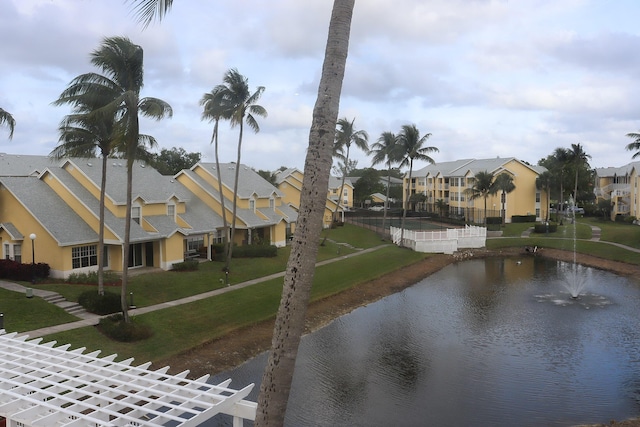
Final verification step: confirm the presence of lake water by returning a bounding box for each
[208,257,640,426]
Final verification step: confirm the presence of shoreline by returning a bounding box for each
[156,247,640,379]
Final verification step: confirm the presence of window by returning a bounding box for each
[249,199,255,211]
[167,204,175,218]
[536,192,541,203]
[13,244,21,263]
[72,245,97,269]
[132,206,141,224]
[187,237,204,251]
[4,243,9,260]
[269,198,275,209]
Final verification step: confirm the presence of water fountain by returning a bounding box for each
[562,196,587,299]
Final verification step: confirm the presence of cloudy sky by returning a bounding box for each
[2,0,640,173]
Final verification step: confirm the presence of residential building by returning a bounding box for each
[0,153,294,278]
[594,162,640,220]
[327,176,354,210]
[274,167,341,228]
[403,157,547,223]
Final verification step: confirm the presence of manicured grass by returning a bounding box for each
[44,246,427,362]
[580,217,640,249]
[0,288,77,333]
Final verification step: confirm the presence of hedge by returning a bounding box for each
[511,215,536,223]
[78,290,121,315]
[0,259,50,282]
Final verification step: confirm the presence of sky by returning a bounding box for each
[2,0,640,173]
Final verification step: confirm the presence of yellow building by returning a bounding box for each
[594,162,640,220]
[0,154,295,278]
[274,168,344,228]
[403,157,548,223]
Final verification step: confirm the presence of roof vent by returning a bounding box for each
[87,162,93,167]
[140,164,146,168]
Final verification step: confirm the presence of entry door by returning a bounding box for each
[145,242,154,266]
[128,243,143,268]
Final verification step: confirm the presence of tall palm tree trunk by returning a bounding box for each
[255,1,354,424]
[399,159,413,247]
[121,159,133,323]
[382,164,392,236]
[226,121,244,270]
[98,154,108,295]
[212,120,229,262]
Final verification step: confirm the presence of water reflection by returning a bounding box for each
[207,257,640,427]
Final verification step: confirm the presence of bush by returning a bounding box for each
[232,244,278,258]
[171,260,199,272]
[485,216,502,225]
[78,290,121,315]
[534,222,558,233]
[66,271,120,285]
[98,314,153,342]
[512,215,536,223]
[0,259,50,282]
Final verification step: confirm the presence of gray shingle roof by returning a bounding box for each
[0,153,59,177]
[198,162,283,199]
[0,176,98,246]
[412,157,546,177]
[0,223,23,240]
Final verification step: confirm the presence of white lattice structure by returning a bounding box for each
[391,225,486,254]
[0,331,256,427]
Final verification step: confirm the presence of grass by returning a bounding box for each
[5,218,640,364]
[43,246,425,362]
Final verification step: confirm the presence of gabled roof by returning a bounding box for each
[413,157,546,178]
[196,162,284,199]
[328,176,353,189]
[595,161,640,177]
[274,167,303,185]
[0,153,58,177]
[276,203,299,223]
[0,176,98,246]
[0,223,23,240]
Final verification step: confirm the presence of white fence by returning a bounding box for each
[390,225,486,254]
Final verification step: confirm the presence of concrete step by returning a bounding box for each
[43,294,66,304]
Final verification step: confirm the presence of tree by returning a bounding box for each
[493,173,515,225]
[51,92,121,295]
[128,1,354,423]
[625,131,640,159]
[150,147,201,175]
[568,143,591,206]
[371,131,401,234]
[464,170,497,224]
[334,117,369,212]
[219,68,267,271]
[397,124,438,246]
[353,168,384,205]
[201,86,232,264]
[435,198,448,218]
[57,36,172,322]
[256,169,278,185]
[536,171,553,222]
[0,108,15,140]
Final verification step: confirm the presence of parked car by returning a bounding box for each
[368,205,384,211]
[568,206,585,214]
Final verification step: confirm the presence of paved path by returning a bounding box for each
[1,244,388,338]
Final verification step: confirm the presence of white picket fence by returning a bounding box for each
[390,225,486,254]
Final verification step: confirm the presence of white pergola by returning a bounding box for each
[0,331,257,427]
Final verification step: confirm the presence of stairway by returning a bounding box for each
[42,293,95,320]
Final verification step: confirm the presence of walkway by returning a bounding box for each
[520,223,602,241]
[1,244,388,338]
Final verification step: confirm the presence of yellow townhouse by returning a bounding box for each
[403,157,548,223]
[0,154,296,278]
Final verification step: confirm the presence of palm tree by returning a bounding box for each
[493,173,515,225]
[625,131,640,159]
[127,1,354,424]
[552,147,570,214]
[568,143,591,206]
[200,87,232,262]
[370,131,401,235]
[435,198,448,218]
[464,170,497,224]
[216,68,267,271]
[397,124,438,246]
[49,104,120,295]
[334,117,369,213]
[56,36,172,322]
[0,108,15,139]
[536,170,553,222]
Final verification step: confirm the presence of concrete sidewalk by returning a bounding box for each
[1,244,389,338]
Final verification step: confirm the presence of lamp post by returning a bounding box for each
[29,233,36,284]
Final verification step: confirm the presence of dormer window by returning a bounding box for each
[269,198,275,210]
[249,199,255,211]
[132,206,141,224]
[167,204,175,219]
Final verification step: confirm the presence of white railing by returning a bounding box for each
[390,225,486,254]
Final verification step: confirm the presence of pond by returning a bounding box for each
[208,257,640,426]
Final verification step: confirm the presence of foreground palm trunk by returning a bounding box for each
[255,1,354,425]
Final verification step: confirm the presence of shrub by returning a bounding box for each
[233,244,278,258]
[485,216,502,225]
[98,314,153,342]
[78,290,121,315]
[534,222,558,233]
[0,260,50,282]
[66,271,120,285]
[512,215,536,223]
[171,260,199,272]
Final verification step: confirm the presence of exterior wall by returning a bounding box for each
[163,233,185,269]
[277,174,336,228]
[272,221,287,247]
